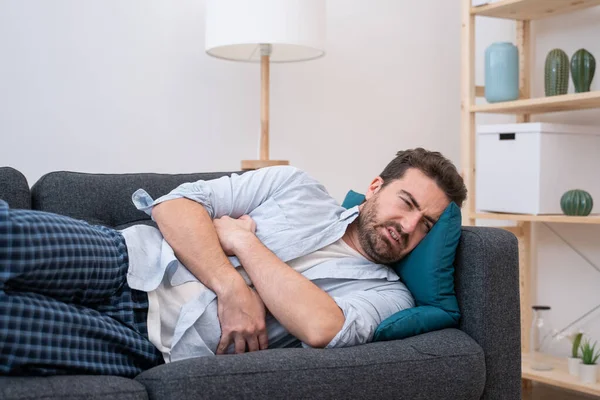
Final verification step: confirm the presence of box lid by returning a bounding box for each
[477,122,600,136]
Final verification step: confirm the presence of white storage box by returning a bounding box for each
[476,122,600,215]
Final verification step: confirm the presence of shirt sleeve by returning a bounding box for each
[302,282,415,349]
[130,165,308,220]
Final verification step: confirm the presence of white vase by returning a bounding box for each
[568,357,582,376]
[579,364,598,384]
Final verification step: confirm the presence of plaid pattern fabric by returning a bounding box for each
[0,200,163,377]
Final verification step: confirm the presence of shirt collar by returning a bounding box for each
[340,205,360,222]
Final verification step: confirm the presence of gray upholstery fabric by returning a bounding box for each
[30,171,240,228]
[455,227,521,400]
[0,376,148,400]
[135,329,485,400]
[0,167,31,209]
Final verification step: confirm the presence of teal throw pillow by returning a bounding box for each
[340,190,462,341]
[341,190,366,209]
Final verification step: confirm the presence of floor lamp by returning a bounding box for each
[205,0,326,170]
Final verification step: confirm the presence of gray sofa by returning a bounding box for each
[0,166,521,400]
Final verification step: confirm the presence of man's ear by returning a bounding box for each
[365,177,384,200]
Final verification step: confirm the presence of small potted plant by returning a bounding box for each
[568,332,583,376]
[579,338,600,384]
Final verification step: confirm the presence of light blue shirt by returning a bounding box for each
[121,166,414,362]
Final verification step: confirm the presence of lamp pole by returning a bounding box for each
[241,44,290,170]
[260,43,271,161]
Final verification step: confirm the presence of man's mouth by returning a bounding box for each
[384,227,401,246]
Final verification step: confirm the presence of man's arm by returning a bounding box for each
[152,198,268,354]
[137,166,316,353]
[152,198,238,293]
[214,216,345,348]
[134,166,307,220]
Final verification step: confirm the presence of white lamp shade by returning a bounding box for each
[205,0,326,63]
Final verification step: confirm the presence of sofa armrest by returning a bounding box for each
[454,226,521,400]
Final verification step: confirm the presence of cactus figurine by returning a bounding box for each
[545,49,569,96]
[571,49,596,93]
[560,189,594,216]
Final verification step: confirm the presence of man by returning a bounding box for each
[0,148,466,378]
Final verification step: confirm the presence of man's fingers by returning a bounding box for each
[246,336,259,352]
[216,332,232,355]
[258,331,269,350]
[239,215,256,233]
[234,335,246,354]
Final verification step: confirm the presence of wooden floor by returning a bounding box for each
[524,382,600,399]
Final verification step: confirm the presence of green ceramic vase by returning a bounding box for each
[560,189,593,216]
[571,49,596,93]
[545,49,569,96]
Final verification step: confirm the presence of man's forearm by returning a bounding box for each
[152,198,245,295]
[233,234,345,348]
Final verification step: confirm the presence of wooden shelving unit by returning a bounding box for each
[471,0,600,21]
[461,0,600,396]
[475,212,600,224]
[522,353,600,396]
[471,90,600,114]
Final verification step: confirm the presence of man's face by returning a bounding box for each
[356,168,450,264]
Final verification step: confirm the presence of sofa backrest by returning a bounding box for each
[30,171,238,229]
[0,167,31,209]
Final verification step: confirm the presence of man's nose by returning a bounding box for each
[401,212,421,234]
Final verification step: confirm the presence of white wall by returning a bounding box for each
[0,0,461,203]
[474,9,600,356]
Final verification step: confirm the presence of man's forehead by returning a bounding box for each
[388,175,448,212]
[387,171,437,192]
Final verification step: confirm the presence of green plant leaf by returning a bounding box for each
[572,332,583,358]
[580,339,600,365]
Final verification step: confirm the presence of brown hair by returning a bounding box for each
[379,148,467,208]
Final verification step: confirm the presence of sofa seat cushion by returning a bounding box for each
[135,328,485,400]
[0,375,148,400]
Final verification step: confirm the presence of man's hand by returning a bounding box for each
[213,214,267,354]
[216,279,268,354]
[213,215,256,256]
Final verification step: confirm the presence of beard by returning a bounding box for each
[356,195,408,264]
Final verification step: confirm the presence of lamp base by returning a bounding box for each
[241,159,289,171]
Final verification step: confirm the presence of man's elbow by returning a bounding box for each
[305,319,344,349]
[305,335,333,349]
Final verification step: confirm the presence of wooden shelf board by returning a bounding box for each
[474,212,600,224]
[470,91,600,114]
[241,159,289,171]
[522,352,600,396]
[472,0,600,21]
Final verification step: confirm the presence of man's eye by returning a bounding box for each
[422,221,432,233]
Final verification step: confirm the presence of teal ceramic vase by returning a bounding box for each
[571,49,596,93]
[485,42,519,103]
[545,49,569,96]
[560,189,593,216]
